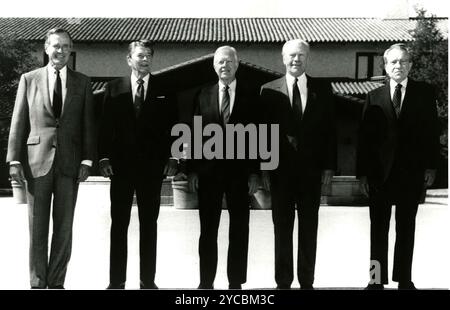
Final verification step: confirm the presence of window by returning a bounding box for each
[43,52,76,70]
[355,52,384,79]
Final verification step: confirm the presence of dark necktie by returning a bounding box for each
[53,70,62,119]
[221,85,230,125]
[392,83,402,118]
[134,78,144,117]
[292,78,303,121]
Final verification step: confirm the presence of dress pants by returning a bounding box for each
[270,170,322,287]
[368,169,422,284]
[197,173,250,287]
[109,171,163,287]
[26,158,79,288]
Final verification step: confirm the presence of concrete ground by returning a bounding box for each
[0,183,448,290]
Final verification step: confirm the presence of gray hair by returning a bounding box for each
[45,28,73,47]
[383,43,411,64]
[214,46,239,62]
[282,39,310,55]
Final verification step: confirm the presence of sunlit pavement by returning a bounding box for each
[0,183,448,290]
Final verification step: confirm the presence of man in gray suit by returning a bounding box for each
[7,28,96,289]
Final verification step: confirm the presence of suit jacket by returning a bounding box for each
[260,75,337,178]
[7,67,95,178]
[98,75,176,177]
[357,79,440,186]
[188,81,259,179]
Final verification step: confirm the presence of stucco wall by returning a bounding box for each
[31,41,392,78]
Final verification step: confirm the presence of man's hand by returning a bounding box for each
[77,164,91,183]
[99,159,114,178]
[359,176,369,197]
[322,169,334,185]
[261,171,271,191]
[187,173,199,193]
[424,169,436,188]
[248,174,260,195]
[286,135,298,151]
[163,158,178,177]
[9,163,26,186]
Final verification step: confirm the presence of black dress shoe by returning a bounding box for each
[140,281,158,289]
[300,284,314,290]
[228,283,242,289]
[398,281,417,290]
[48,285,65,289]
[364,283,385,290]
[107,283,125,289]
[276,284,291,289]
[198,283,214,289]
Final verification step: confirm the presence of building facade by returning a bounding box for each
[0,17,447,203]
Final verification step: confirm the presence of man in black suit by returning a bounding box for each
[358,43,440,290]
[98,40,177,289]
[187,46,259,289]
[260,39,337,290]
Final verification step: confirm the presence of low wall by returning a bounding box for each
[84,176,174,206]
[321,176,367,206]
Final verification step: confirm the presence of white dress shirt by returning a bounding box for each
[286,73,307,113]
[218,79,236,114]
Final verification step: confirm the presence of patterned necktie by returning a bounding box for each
[292,78,303,121]
[392,83,402,118]
[134,78,144,117]
[53,70,62,119]
[221,85,230,125]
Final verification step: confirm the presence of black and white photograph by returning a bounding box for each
[0,0,448,305]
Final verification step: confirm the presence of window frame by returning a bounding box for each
[355,52,384,80]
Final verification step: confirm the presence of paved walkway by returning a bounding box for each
[0,184,448,290]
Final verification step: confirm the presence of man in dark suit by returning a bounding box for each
[187,46,259,289]
[260,39,337,290]
[358,43,440,290]
[98,40,177,289]
[7,28,95,289]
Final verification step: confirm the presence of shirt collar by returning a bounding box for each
[47,64,67,80]
[389,77,408,90]
[286,72,306,87]
[131,73,150,85]
[218,79,236,92]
